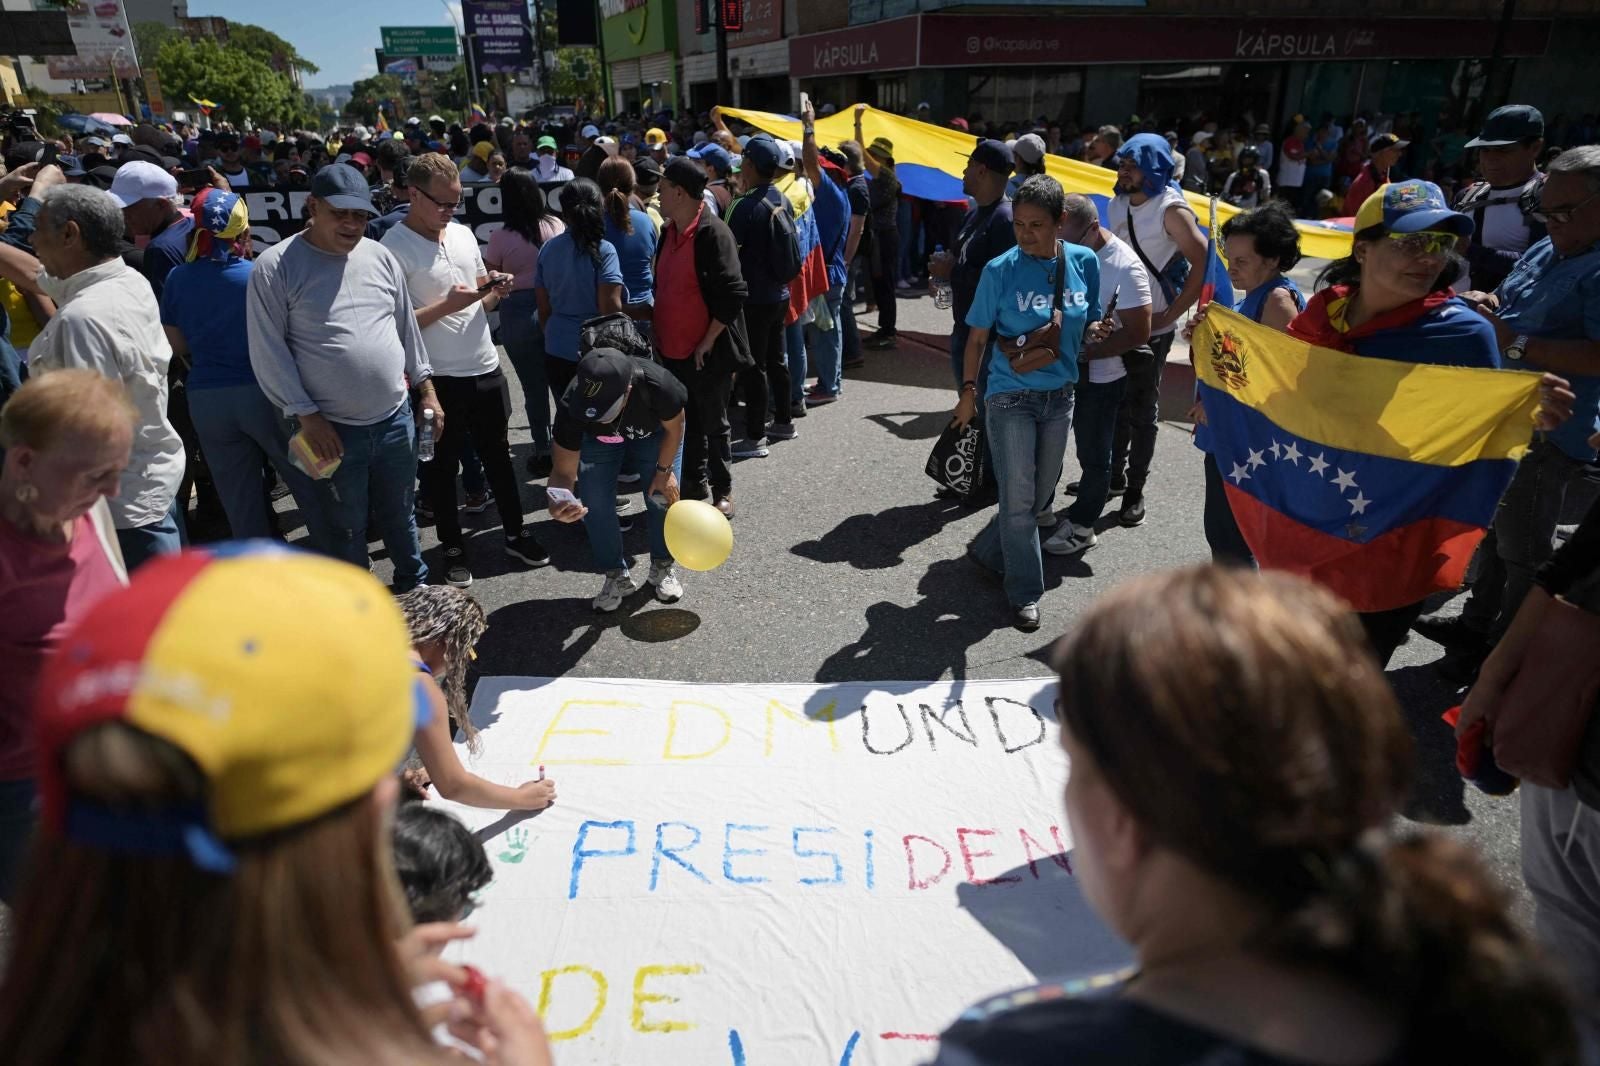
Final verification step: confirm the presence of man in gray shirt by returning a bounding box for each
[247,164,438,590]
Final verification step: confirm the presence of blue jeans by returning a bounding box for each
[971,387,1075,607]
[497,289,551,455]
[322,404,428,591]
[189,383,333,550]
[1066,376,1127,529]
[0,777,35,904]
[576,429,684,574]
[807,283,846,396]
[117,497,185,572]
[786,319,808,409]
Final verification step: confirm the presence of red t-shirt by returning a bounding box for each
[1342,162,1388,216]
[654,209,712,361]
[0,514,123,780]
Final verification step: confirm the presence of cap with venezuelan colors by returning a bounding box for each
[34,543,429,873]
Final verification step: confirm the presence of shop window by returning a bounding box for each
[872,76,906,116]
[965,70,1082,131]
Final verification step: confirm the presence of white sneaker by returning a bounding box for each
[593,569,638,613]
[648,560,683,603]
[1043,522,1098,556]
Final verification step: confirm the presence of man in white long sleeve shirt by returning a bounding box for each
[247,164,437,591]
[29,184,185,570]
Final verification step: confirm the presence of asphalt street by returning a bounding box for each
[291,280,1593,914]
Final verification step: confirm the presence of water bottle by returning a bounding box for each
[931,244,954,310]
[417,408,436,462]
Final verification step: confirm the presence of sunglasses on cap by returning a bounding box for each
[1383,230,1460,257]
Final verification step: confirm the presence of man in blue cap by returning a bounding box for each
[725,133,798,458]
[688,142,734,216]
[246,163,438,591]
[1454,104,1548,294]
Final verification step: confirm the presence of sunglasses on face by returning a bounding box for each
[1383,230,1459,257]
[1533,190,1600,226]
[416,185,465,210]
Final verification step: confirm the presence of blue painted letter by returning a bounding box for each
[568,819,637,899]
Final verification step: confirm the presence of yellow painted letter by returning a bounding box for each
[536,965,608,1041]
[631,963,703,1033]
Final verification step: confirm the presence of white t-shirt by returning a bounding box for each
[1459,178,1540,292]
[1108,186,1189,335]
[1088,234,1153,384]
[381,220,500,378]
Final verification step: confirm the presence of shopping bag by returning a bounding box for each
[926,419,986,498]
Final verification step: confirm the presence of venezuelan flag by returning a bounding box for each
[775,171,829,326]
[1193,308,1542,612]
[722,105,1354,260]
[469,103,488,125]
[375,106,390,134]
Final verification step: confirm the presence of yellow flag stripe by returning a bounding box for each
[722,105,1354,260]
[1193,307,1541,467]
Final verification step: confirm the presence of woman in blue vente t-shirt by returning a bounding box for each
[953,175,1100,633]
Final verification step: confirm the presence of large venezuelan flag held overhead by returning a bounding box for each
[1192,308,1542,613]
[720,105,1355,261]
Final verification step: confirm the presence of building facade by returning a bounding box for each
[602,0,680,115]
[785,1,1599,139]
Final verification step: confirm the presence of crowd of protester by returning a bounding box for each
[0,92,1599,1064]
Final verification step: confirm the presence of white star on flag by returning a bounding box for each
[1229,462,1251,484]
[1268,440,1281,460]
[1348,492,1371,515]
[1246,448,1266,470]
[1332,469,1358,492]
[1308,452,1329,477]
[1281,441,1302,465]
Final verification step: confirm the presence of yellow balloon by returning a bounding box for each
[663,499,733,572]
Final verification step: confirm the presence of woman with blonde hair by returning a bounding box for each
[0,368,131,900]
[399,584,556,812]
[0,547,553,1065]
[933,565,1578,1065]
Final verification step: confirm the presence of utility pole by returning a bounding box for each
[715,1,730,108]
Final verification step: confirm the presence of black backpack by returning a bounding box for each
[753,185,803,284]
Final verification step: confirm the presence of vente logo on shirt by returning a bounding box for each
[1015,290,1089,312]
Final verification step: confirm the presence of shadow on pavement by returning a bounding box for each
[793,499,969,570]
[865,409,953,442]
[813,556,1006,692]
[620,607,702,643]
[956,853,1132,982]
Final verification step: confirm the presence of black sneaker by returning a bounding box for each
[443,546,473,588]
[1065,479,1125,498]
[525,453,554,478]
[1118,494,1146,527]
[1412,612,1491,654]
[618,512,635,533]
[865,331,898,350]
[1013,602,1041,632]
[505,530,550,567]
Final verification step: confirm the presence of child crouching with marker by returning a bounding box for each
[399,586,558,813]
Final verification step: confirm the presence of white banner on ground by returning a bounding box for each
[434,676,1130,1065]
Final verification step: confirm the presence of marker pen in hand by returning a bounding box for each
[538,764,545,781]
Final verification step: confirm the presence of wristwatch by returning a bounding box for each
[1506,334,1529,361]
[655,463,673,474]
[961,380,978,395]
[802,124,815,136]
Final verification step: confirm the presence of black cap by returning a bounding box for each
[566,348,634,424]
[741,134,781,175]
[57,154,86,177]
[661,155,707,198]
[86,165,120,189]
[1369,132,1410,154]
[1466,105,1544,149]
[310,162,376,214]
[633,155,662,184]
[965,138,1013,175]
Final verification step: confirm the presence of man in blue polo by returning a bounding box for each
[1418,145,1600,678]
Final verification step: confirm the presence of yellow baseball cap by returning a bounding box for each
[36,544,428,872]
[644,127,668,147]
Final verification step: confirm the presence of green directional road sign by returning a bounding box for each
[380,26,460,58]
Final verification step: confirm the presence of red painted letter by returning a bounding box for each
[902,833,952,890]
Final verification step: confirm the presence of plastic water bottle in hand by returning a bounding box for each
[930,244,954,310]
[417,409,437,462]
